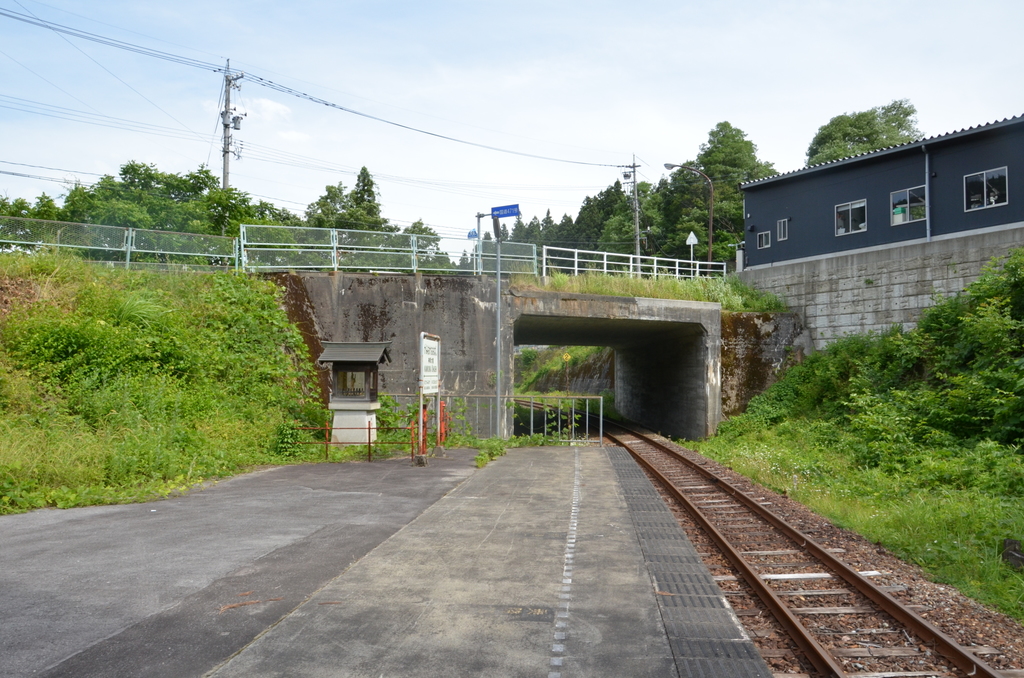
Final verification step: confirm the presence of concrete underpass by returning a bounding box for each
[284,273,723,441]
[511,291,721,440]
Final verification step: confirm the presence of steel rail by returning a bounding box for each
[608,429,847,678]
[608,424,1003,678]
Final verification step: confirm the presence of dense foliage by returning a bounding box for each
[502,121,777,262]
[513,271,786,312]
[695,249,1024,619]
[0,162,299,237]
[0,162,447,244]
[0,252,329,513]
[806,99,922,166]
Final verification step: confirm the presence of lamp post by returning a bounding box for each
[665,163,714,264]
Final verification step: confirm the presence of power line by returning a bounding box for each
[0,160,103,176]
[0,94,218,143]
[0,8,220,70]
[0,7,628,168]
[239,73,627,168]
[10,0,204,140]
[0,169,69,183]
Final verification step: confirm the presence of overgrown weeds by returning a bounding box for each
[511,272,785,312]
[0,251,329,513]
[692,248,1024,620]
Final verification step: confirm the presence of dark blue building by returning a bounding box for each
[740,115,1024,268]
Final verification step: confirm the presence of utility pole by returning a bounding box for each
[475,212,487,274]
[493,215,502,438]
[221,60,245,191]
[622,157,641,271]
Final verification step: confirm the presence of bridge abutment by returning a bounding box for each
[281,273,723,440]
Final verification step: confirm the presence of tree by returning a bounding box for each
[402,219,453,270]
[658,122,776,261]
[305,167,396,232]
[574,181,629,251]
[48,162,291,237]
[806,99,922,166]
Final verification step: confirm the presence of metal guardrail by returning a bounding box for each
[542,245,726,279]
[2,217,723,281]
[0,216,237,269]
[385,394,603,443]
[240,224,538,275]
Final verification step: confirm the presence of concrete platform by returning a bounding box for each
[0,451,478,678]
[209,446,772,678]
[2,446,773,678]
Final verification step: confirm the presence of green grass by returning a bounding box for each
[692,418,1024,620]
[685,249,1024,620]
[0,251,333,513]
[511,271,786,312]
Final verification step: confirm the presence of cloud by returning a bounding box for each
[242,98,292,123]
[278,130,310,142]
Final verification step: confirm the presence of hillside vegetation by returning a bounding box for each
[694,249,1024,620]
[512,271,785,312]
[0,252,328,513]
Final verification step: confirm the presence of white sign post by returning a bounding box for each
[686,231,699,265]
[419,333,441,457]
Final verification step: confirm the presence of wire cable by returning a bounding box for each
[0,7,629,168]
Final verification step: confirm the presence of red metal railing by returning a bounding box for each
[295,421,417,462]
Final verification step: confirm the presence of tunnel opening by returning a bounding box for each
[513,314,714,440]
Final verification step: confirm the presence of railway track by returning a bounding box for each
[605,422,1014,678]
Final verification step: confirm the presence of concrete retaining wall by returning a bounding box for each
[739,223,1024,349]
[720,313,811,417]
[281,273,726,440]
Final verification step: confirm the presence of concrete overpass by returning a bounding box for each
[278,273,722,440]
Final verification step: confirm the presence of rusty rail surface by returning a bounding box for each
[605,423,1003,678]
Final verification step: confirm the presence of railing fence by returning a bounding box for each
[385,394,603,443]
[0,215,237,270]
[542,245,726,279]
[2,217,726,280]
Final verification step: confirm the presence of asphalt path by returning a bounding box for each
[0,451,477,678]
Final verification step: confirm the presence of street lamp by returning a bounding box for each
[665,163,714,264]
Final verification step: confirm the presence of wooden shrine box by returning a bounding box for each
[318,341,392,445]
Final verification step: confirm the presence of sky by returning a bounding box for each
[2,0,1023,256]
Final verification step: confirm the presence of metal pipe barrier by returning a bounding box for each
[295,420,415,461]
[541,245,726,279]
[0,216,238,269]
[384,394,603,443]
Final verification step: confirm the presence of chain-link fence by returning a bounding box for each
[240,224,537,275]
[0,216,238,269]
[6,217,736,282]
[476,240,540,274]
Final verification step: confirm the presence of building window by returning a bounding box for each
[777,218,789,241]
[757,231,771,249]
[836,199,867,236]
[891,186,926,225]
[964,167,1008,211]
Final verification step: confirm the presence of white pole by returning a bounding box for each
[495,218,502,439]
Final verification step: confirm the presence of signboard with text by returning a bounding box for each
[419,333,440,395]
[491,204,520,219]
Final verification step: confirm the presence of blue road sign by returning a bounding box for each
[491,204,520,219]
[468,229,478,239]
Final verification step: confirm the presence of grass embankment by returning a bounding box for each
[0,252,334,513]
[512,271,787,312]
[693,250,1024,620]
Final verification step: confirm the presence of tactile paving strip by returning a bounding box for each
[606,447,774,678]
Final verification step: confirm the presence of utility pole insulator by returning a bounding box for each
[221,59,245,193]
